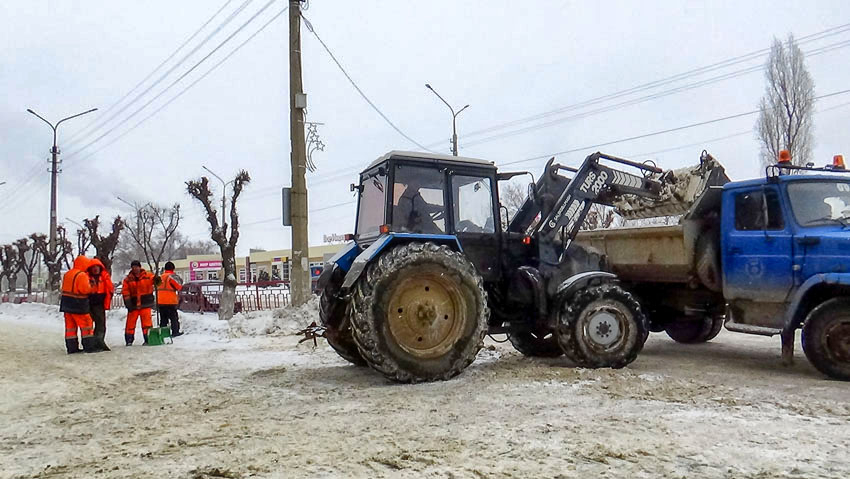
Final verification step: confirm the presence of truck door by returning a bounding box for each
[450,173,501,282]
[721,186,794,301]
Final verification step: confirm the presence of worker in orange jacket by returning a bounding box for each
[122,260,155,345]
[87,258,114,351]
[60,256,99,354]
[157,261,184,337]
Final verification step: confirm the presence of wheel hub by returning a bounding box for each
[826,322,850,363]
[387,273,465,359]
[586,309,621,347]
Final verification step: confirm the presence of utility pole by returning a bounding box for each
[27,107,97,291]
[425,84,469,156]
[289,0,310,306]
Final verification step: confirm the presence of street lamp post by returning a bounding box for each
[425,84,469,156]
[27,107,97,290]
[202,166,232,226]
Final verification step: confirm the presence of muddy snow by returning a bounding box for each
[1,302,848,479]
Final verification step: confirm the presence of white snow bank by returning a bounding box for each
[227,296,319,337]
[1,298,321,343]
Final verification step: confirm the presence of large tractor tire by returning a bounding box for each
[350,242,489,383]
[319,268,366,366]
[665,315,723,344]
[802,298,850,380]
[509,329,563,358]
[556,282,648,369]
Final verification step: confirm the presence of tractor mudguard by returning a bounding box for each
[554,271,617,299]
[780,273,850,364]
[339,233,463,292]
[317,241,359,291]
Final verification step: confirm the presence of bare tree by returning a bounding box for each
[756,34,816,169]
[15,237,41,294]
[186,170,250,320]
[123,204,181,275]
[85,215,124,275]
[75,228,91,257]
[582,204,618,231]
[37,225,74,293]
[499,181,529,230]
[1,244,22,293]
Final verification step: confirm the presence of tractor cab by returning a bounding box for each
[352,150,502,280]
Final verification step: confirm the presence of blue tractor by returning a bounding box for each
[317,150,667,382]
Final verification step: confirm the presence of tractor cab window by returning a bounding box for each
[356,168,387,236]
[734,188,784,231]
[392,165,446,234]
[452,175,495,233]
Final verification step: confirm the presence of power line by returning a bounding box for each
[433,23,850,147]
[64,0,236,145]
[64,0,278,163]
[65,4,289,167]
[299,12,434,152]
[500,88,850,168]
[460,38,850,149]
[65,0,258,152]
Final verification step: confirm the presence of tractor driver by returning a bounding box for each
[394,175,445,234]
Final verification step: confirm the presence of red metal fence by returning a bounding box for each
[4,281,297,312]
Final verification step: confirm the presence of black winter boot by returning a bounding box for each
[143,333,149,345]
[66,338,82,354]
[171,317,182,337]
[125,333,134,346]
[82,336,101,353]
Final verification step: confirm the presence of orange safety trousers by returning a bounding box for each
[126,308,153,336]
[64,313,94,339]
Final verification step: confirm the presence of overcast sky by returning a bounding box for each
[1,1,849,254]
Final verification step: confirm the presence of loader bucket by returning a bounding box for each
[613,152,729,220]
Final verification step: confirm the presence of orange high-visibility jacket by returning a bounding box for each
[87,258,114,310]
[60,256,93,315]
[157,270,182,305]
[122,269,155,311]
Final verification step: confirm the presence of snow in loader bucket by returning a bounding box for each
[613,151,730,220]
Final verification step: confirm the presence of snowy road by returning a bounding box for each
[1,303,849,478]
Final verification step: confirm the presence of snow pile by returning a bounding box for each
[228,296,320,337]
[0,302,63,328]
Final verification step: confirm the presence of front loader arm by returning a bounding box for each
[533,152,662,265]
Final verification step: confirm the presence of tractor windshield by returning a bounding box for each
[356,168,387,237]
[787,180,850,227]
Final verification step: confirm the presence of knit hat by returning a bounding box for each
[131,260,142,268]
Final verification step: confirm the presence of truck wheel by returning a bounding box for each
[509,329,563,357]
[319,269,366,366]
[556,282,648,369]
[802,298,850,380]
[695,229,722,292]
[351,242,489,382]
[665,315,723,343]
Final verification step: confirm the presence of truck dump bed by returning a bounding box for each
[576,224,695,284]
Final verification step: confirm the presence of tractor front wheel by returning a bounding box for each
[351,242,489,383]
[556,282,648,369]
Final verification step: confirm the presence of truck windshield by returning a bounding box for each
[787,180,850,227]
[356,168,387,236]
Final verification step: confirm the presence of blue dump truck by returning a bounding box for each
[578,152,850,380]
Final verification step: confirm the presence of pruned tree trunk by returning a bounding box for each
[15,237,40,295]
[186,170,251,320]
[85,215,124,275]
[124,204,181,275]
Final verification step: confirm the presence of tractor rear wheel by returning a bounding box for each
[802,298,850,380]
[509,329,563,358]
[556,282,648,369]
[351,242,489,383]
[319,268,366,366]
